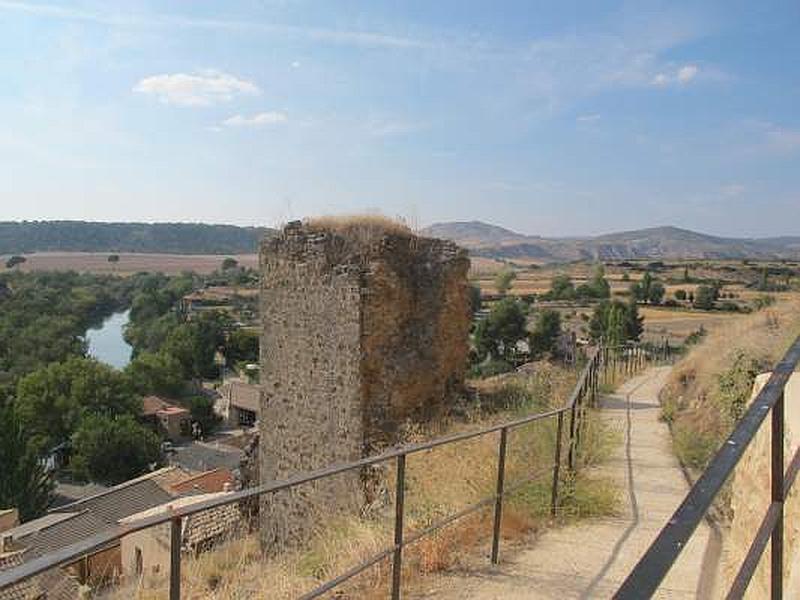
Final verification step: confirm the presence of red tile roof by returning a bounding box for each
[141,395,176,416]
[170,468,235,495]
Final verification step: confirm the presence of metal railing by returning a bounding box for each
[616,335,800,599]
[0,343,665,600]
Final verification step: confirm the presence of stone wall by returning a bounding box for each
[259,221,470,551]
[720,373,800,598]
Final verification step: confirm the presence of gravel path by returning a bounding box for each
[414,367,718,599]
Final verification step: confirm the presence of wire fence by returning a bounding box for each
[0,342,672,600]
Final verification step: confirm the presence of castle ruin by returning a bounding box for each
[259,218,470,550]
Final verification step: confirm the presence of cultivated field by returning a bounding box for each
[3,252,260,275]
[471,258,799,346]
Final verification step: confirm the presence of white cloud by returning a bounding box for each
[291,61,301,69]
[677,64,698,83]
[366,117,422,137]
[651,64,699,87]
[651,73,670,86]
[222,111,288,127]
[0,1,433,50]
[721,183,745,197]
[133,70,260,106]
[576,114,600,122]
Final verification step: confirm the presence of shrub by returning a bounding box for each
[715,351,766,422]
[473,298,527,362]
[529,309,562,358]
[189,396,222,436]
[694,285,716,310]
[494,269,516,295]
[470,359,514,378]
[71,414,161,485]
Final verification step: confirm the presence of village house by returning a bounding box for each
[119,490,240,584]
[140,395,192,441]
[0,466,236,596]
[218,381,259,428]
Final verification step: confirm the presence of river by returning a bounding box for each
[86,310,132,369]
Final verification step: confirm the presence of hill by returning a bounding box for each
[0,221,275,255]
[2,220,796,261]
[421,222,800,261]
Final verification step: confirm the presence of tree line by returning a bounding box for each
[0,221,273,254]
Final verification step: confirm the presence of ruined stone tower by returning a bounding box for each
[259,218,470,550]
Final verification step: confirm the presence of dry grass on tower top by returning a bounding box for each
[303,215,413,244]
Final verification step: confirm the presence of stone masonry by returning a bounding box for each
[259,220,470,551]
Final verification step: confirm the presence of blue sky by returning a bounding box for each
[1,1,798,237]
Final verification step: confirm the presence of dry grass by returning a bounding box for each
[660,296,800,480]
[120,362,618,599]
[304,215,413,243]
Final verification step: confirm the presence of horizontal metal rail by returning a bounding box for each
[615,335,800,599]
[0,343,658,598]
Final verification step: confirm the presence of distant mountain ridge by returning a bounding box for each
[0,221,276,255]
[2,219,797,260]
[420,221,800,261]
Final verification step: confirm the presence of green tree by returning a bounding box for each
[549,274,576,300]
[124,351,184,397]
[71,414,161,485]
[694,285,716,310]
[529,309,562,358]
[589,300,643,344]
[107,254,119,264]
[188,396,222,437]
[0,406,54,521]
[163,312,228,379]
[474,298,527,362]
[5,255,26,269]
[640,272,653,300]
[468,284,483,315]
[624,300,644,341]
[648,281,666,305]
[15,357,140,453]
[226,329,260,365]
[589,263,611,298]
[758,267,769,291]
[221,257,239,271]
[494,268,516,296]
[675,289,687,301]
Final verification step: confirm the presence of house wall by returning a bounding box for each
[120,523,171,583]
[259,222,470,553]
[0,509,19,534]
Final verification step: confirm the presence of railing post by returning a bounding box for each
[170,516,182,600]
[392,454,406,600]
[491,427,508,565]
[567,400,577,471]
[575,383,585,450]
[772,392,785,599]
[551,412,564,516]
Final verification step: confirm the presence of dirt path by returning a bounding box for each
[415,367,717,599]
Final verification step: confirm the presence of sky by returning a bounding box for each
[1,1,799,238]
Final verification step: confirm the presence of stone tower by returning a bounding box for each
[259,219,470,550]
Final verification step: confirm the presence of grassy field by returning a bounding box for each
[660,297,800,479]
[4,252,259,275]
